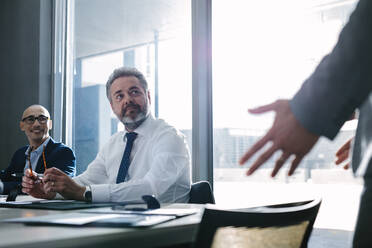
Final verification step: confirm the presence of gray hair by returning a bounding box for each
[106,67,148,102]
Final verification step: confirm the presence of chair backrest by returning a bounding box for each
[193,198,321,248]
[189,181,215,204]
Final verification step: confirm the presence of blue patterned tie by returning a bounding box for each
[116,132,138,183]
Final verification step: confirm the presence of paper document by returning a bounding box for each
[81,207,199,217]
[0,195,44,205]
[0,195,75,205]
[3,212,176,227]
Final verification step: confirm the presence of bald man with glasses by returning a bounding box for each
[0,105,76,194]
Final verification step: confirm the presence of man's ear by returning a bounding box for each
[20,121,25,132]
[147,91,151,104]
[48,119,53,130]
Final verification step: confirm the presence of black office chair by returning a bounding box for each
[193,198,321,248]
[189,181,215,204]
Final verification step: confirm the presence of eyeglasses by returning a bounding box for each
[22,115,49,124]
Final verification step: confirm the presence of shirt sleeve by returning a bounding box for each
[88,131,190,203]
[73,151,110,201]
[290,0,372,139]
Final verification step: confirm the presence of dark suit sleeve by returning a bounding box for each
[0,153,19,181]
[1,149,26,194]
[50,146,76,177]
[290,0,372,139]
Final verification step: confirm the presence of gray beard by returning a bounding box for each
[121,107,149,131]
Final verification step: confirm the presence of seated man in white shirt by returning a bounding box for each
[22,67,191,203]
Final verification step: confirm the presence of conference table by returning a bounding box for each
[0,203,202,248]
[0,202,353,248]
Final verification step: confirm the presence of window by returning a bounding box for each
[56,0,362,231]
[65,0,191,174]
[212,0,361,231]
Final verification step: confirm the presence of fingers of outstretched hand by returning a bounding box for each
[336,139,351,156]
[288,155,304,176]
[246,144,277,175]
[335,150,349,164]
[271,153,291,177]
[240,134,271,165]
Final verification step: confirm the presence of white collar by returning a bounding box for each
[124,114,155,139]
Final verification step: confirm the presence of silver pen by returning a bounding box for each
[11,173,44,178]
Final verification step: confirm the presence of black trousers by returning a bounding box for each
[353,179,372,248]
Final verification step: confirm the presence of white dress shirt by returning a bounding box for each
[73,114,191,203]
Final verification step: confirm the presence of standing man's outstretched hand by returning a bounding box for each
[335,137,353,170]
[239,99,320,177]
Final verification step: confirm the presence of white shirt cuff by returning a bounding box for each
[90,184,110,202]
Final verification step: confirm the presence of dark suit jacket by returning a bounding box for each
[0,138,76,194]
[290,0,372,139]
[289,0,372,176]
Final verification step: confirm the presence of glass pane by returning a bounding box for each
[68,0,191,175]
[212,0,361,231]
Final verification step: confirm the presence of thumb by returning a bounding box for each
[45,167,64,176]
[248,101,279,114]
[26,169,38,179]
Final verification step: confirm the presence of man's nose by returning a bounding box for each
[123,95,134,106]
[32,119,42,127]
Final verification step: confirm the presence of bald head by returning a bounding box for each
[22,105,50,120]
[20,105,52,148]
